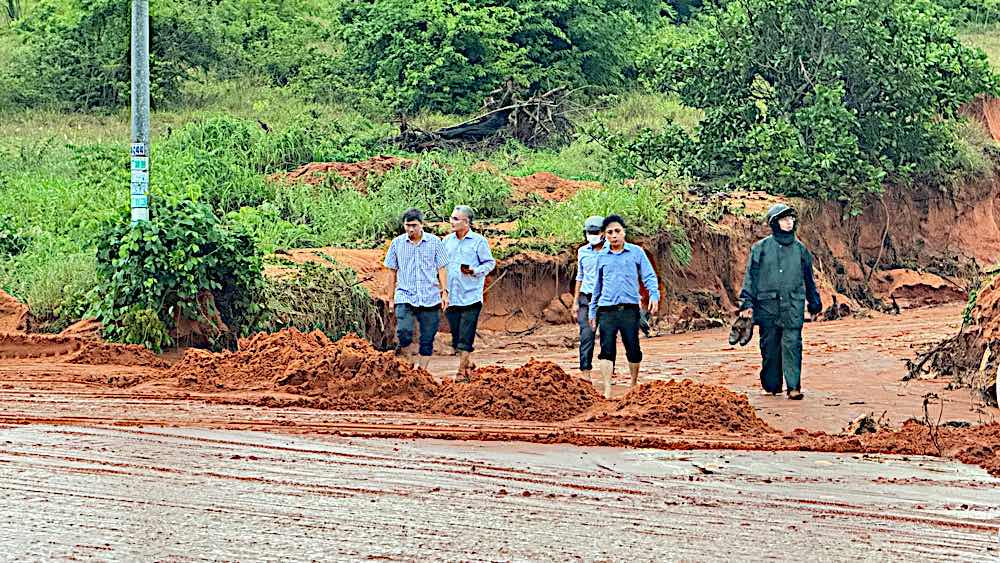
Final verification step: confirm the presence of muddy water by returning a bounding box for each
[0,425,996,561]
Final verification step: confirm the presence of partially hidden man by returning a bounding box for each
[572,215,606,381]
[384,208,448,371]
[738,204,822,400]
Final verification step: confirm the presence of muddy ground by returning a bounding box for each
[1,304,998,559]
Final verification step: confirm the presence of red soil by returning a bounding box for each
[794,420,1000,477]
[507,172,600,202]
[168,329,440,412]
[586,379,776,434]
[431,360,605,422]
[272,156,416,191]
[0,333,165,367]
[0,290,29,334]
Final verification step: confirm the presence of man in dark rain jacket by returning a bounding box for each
[738,204,822,399]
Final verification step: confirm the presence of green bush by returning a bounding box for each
[259,261,385,346]
[8,0,218,110]
[643,0,999,209]
[93,198,264,349]
[337,0,660,113]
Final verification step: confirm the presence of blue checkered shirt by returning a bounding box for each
[384,232,447,307]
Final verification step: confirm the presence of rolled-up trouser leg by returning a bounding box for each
[577,294,595,371]
[781,327,803,391]
[758,324,784,394]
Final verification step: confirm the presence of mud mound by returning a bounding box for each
[508,172,600,202]
[168,329,440,411]
[431,360,604,422]
[872,269,966,309]
[59,318,103,340]
[797,420,1000,477]
[68,342,168,368]
[273,156,416,191]
[0,290,29,334]
[911,275,999,403]
[0,333,166,367]
[587,380,775,434]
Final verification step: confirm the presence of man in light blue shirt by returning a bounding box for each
[588,214,660,398]
[384,208,448,371]
[572,215,606,380]
[442,205,496,379]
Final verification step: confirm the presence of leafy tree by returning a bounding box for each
[9,0,217,109]
[644,0,999,208]
[338,0,665,113]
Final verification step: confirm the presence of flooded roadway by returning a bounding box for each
[1,425,997,561]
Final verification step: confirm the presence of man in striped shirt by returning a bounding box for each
[384,208,448,371]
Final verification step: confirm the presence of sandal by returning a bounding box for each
[786,389,804,400]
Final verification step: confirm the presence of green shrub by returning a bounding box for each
[9,0,218,110]
[259,261,386,346]
[93,198,264,349]
[337,0,660,114]
[644,0,999,209]
[117,306,173,352]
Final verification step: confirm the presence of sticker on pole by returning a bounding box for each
[130,143,147,157]
[131,170,148,185]
[130,182,148,196]
[131,194,149,208]
[131,156,149,171]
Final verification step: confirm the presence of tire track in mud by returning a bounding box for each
[0,425,996,560]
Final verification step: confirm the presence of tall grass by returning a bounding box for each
[514,178,688,245]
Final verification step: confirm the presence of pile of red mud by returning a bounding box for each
[168,329,439,411]
[796,420,1000,477]
[872,269,966,309]
[508,172,600,202]
[431,360,604,422]
[587,379,775,434]
[919,274,999,401]
[272,156,416,191]
[0,290,29,334]
[0,333,167,367]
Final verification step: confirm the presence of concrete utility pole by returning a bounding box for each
[129,0,150,222]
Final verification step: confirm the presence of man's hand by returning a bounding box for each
[441,291,449,309]
[388,297,394,310]
[740,308,753,319]
[589,318,596,332]
[649,300,660,316]
[460,264,474,276]
[571,300,580,316]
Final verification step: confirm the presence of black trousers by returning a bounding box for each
[597,304,642,364]
[445,302,483,353]
[758,324,803,393]
[577,293,596,371]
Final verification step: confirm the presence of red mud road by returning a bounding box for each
[0,425,997,561]
[0,305,998,559]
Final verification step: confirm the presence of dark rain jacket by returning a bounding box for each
[739,235,823,329]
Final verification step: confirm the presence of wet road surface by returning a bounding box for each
[1,425,997,561]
